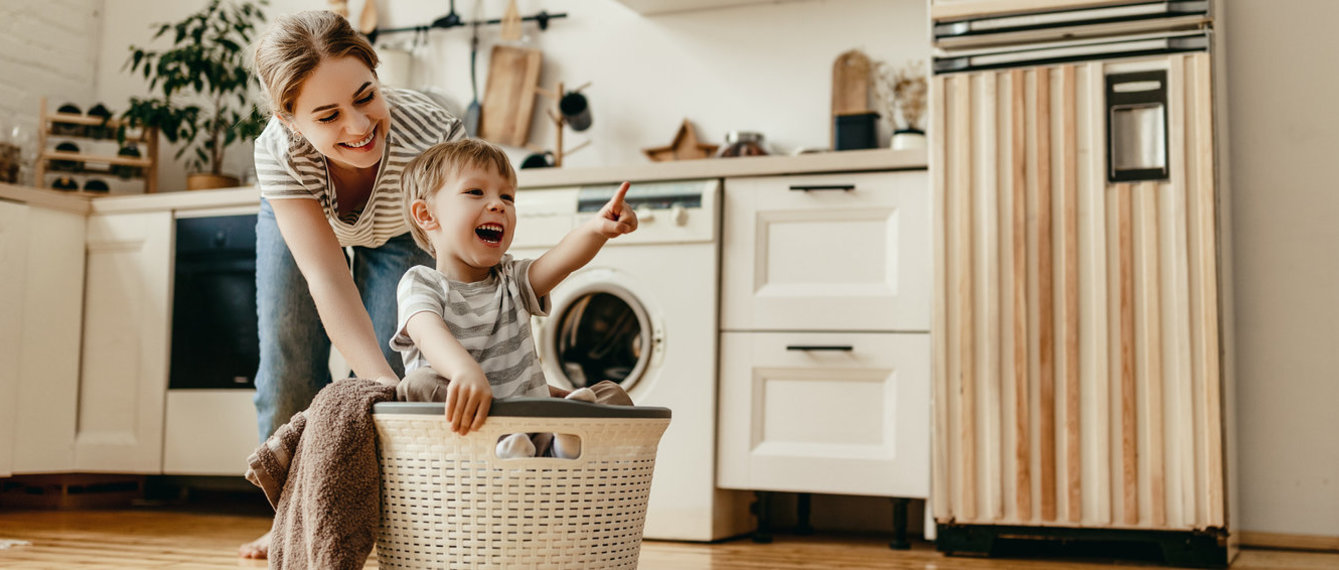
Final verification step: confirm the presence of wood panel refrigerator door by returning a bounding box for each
[931,53,1224,530]
[76,211,173,473]
[717,331,931,498]
[722,172,930,333]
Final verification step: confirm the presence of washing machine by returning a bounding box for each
[510,179,752,541]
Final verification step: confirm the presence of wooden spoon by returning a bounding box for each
[358,0,378,36]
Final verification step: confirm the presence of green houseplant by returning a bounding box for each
[120,0,269,190]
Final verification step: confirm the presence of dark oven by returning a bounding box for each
[170,214,259,389]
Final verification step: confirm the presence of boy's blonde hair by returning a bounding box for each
[401,138,518,256]
[251,10,378,121]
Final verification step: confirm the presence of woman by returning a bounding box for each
[242,11,464,558]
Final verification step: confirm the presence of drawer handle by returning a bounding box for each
[785,345,854,352]
[788,184,854,192]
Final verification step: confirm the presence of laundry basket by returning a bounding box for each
[372,398,671,569]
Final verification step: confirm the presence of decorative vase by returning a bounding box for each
[891,128,927,151]
[187,173,242,191]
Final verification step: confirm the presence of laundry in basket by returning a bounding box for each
[372,398,671,569]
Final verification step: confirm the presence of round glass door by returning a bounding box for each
[550,286,651,391]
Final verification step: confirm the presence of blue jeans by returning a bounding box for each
[253,198,434,441]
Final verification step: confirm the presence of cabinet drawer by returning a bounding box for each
[716,332,930,498]
[722,171,930,332]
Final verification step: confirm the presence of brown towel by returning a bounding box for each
[244,378,395,570]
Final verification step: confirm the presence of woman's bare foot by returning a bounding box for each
[239,530,271,559]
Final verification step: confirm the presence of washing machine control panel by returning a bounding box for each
[575,179,719,244]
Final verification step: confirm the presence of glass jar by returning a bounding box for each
[715,131,769,158]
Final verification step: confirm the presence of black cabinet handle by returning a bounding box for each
[786,345,854,352]
[789,184,854,192]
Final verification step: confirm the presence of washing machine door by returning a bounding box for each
[538,275,659,393]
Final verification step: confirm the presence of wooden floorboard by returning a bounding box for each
[0,507,1336,568]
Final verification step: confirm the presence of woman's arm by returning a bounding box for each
[268,198,398,385]
[528,182,637,297]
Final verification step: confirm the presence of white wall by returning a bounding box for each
[92,0,927,191]
[1222,0,1339,538]
[0,0,103,186]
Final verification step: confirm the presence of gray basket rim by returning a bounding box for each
[373,398,671,419]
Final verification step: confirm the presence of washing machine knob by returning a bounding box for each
[670,204,688,226]
[635,206,654,223]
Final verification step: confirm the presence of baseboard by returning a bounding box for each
[1238,531,1339,552]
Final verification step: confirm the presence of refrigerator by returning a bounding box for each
[927,1,1235,566]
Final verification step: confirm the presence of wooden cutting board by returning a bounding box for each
[831,50,871,115]
[480,45,542,147]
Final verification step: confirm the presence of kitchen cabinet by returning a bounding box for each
[612,0,777,16]
[717,331,930,496]
[75,211,172,473]
[717,171,933,526]
[0,199,87,476]
[720,171,931,332]
[930,0,1130,21]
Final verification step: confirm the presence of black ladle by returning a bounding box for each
[432,0,461,29]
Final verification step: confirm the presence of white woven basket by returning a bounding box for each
[372,399,671,569]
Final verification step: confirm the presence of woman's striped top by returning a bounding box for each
[253,88,465,248]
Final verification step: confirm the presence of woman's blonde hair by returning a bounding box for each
[251,10,378,120]
[401,139,518,257]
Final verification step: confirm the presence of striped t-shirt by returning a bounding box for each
[389,257,551,399]
[252,87,465,248]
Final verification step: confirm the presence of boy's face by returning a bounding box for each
[414,164,517,280]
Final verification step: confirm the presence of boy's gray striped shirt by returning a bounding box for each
[253,87,465,248]
[390,258,550,399]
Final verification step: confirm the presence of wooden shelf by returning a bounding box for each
[41,151,152,168]
[35,97,158,193]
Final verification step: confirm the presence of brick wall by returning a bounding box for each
[0,0,102,185]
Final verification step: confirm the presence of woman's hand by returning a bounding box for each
[595,181,638,238]
[445,364,492,434]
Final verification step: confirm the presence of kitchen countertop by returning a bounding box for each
[1,147,926,215]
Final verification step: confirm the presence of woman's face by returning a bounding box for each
[287,56,389,171]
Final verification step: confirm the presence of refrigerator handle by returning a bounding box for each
[1106,70,1170,183]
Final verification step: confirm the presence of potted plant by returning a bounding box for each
[120,0,269,190]
[875,60,928,150]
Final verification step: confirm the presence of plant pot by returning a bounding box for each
[187,173,241,191]
[891,129,927,151]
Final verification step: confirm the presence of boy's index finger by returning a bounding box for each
[610,181,631,208]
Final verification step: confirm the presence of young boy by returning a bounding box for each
[390,138,637,458]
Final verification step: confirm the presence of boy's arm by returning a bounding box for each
[528,181,637,297]
[404,312,493,434]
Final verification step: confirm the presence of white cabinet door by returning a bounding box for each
[717,332,930,498]
[930,0,1130,21]
[12,206,86,473]
[162,390,259,475]
[76,211,172,473]
[0,202,86,476]
[0,201,25,477]
[722,171,930,332]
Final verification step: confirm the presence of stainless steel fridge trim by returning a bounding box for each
[934,1,1207,39]
[934,14,1208,51]
[933,30,1208,74]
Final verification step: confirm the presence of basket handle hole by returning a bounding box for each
[494,432,584,460]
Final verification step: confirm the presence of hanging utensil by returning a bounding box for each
[358,0,378,36]
[464,1,482,137]
[500,0,522,42]
[433,0,461,29]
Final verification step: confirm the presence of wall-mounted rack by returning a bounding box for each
[366,1,566,44]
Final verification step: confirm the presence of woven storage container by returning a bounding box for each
[372,399,671,569]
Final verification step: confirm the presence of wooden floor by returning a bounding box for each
[0,507,1336,569]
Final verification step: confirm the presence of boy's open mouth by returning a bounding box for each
[475,223,504,244]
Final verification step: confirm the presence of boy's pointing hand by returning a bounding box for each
[596,181,638,238]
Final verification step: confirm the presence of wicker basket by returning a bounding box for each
[372,399,671,569]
